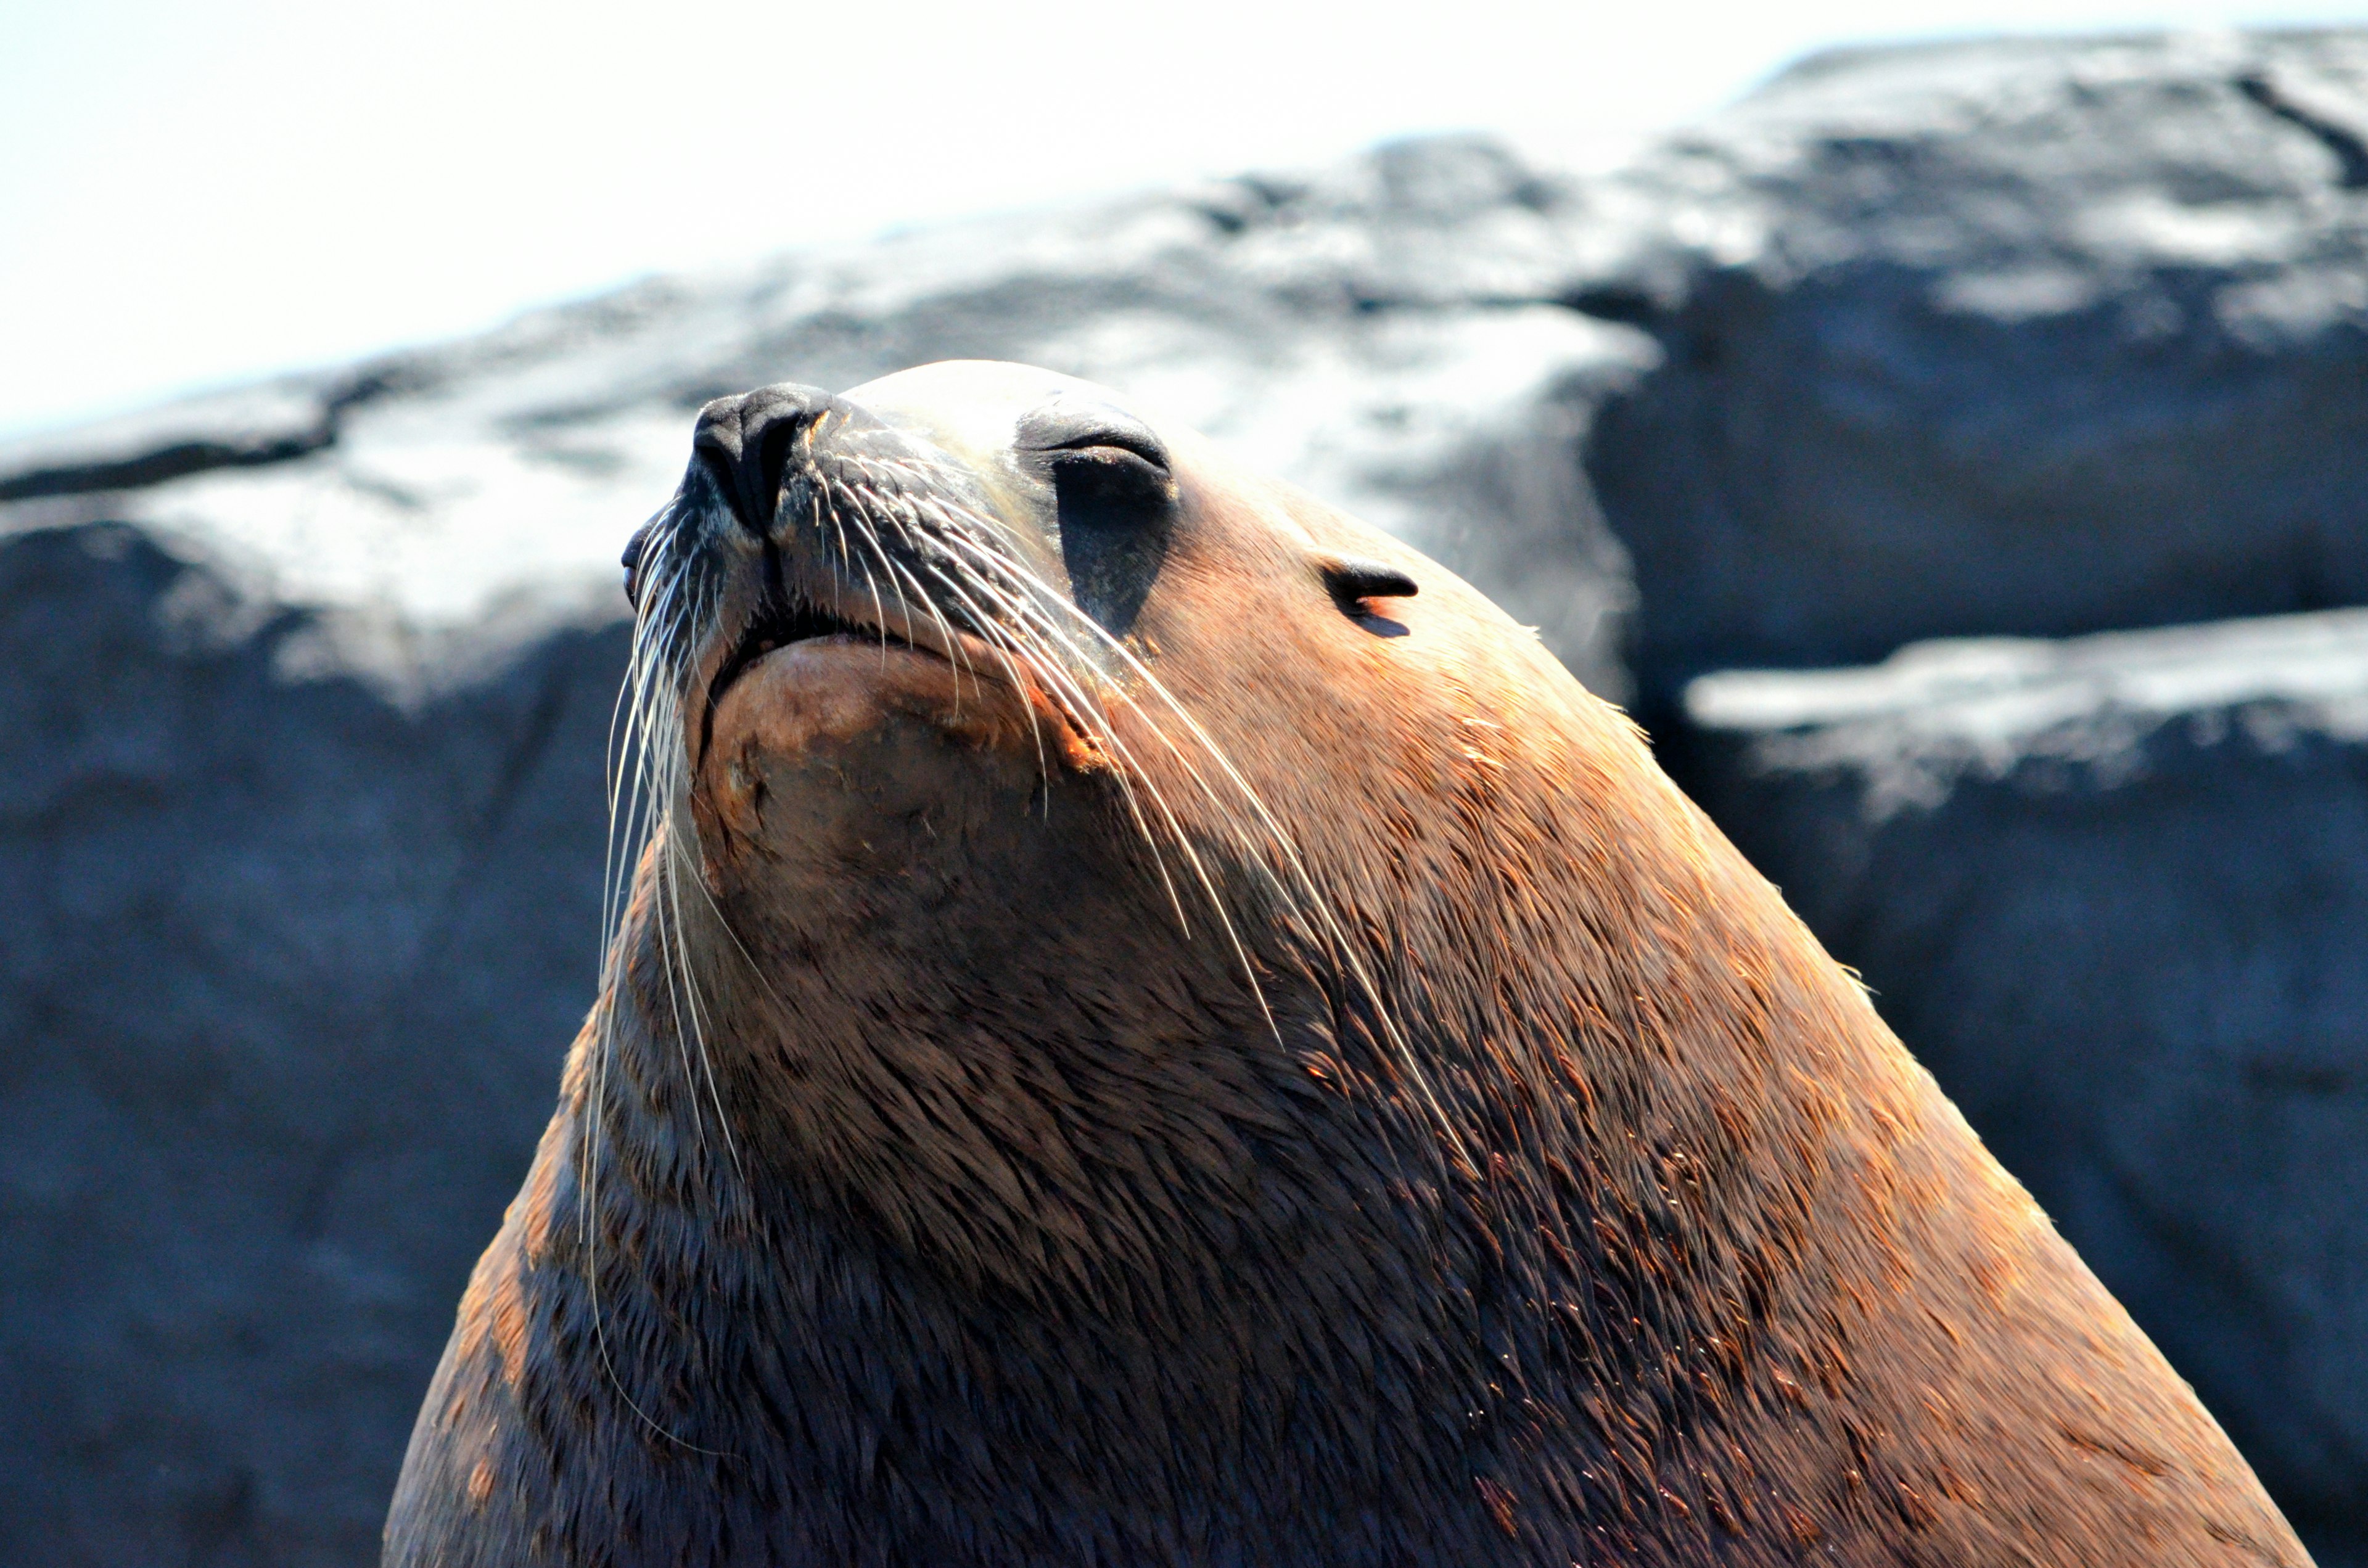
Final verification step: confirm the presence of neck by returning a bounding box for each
[401,903,1546,1564]
[394,768,1990,1566]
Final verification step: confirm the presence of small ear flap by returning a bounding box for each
[1321,557,1420,612]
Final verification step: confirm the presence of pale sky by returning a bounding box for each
[2,0,2359,439]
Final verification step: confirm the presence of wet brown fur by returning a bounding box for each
[387,366,2308,1566]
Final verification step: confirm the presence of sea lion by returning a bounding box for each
[386,362,2308,1566]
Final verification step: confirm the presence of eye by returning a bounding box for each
[1018,405,1173,486]
[1044,441,1174,516]
[1033,430,1177,637]
[1013,403,1180,634]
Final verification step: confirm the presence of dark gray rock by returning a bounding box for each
[1586,29,2368,702]
[0,525,626,1565]
[1682,612,2368,1560]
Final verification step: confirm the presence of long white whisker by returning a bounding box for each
[929,519,1474,1171]
[581,527,736,1457]
[659,577,744,1181]
[900,553,1054,798]
[834,477,980,711]
[912,558,1196,935]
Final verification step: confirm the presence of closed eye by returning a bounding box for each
[1021,427,1175,638]
[1018,403,1174,478]
[1042,430,1169,470]
[1046,443,1174,510]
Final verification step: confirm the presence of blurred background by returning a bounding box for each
[4,1,2366,1562]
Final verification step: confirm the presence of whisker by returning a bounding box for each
[903,555,1054,799]
[913,557,1198,935]
[818,488,894,675]
[655,577,744,1183]
[926,519,1475,1172]
[833,476,981,712]
[580,532,738,1457]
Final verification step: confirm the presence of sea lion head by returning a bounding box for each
[612,358,1611,1294]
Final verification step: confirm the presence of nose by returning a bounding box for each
[693,383,834,535]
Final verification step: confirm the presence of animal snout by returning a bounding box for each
[693,382,834,536]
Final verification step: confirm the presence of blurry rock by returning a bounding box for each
[0,134,1653,705]
[1587,29,2368,702]
[1682,610,2368,1556]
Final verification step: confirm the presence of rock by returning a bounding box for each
[1584,29,2368,703]
[0,523,627,1564]
[16,30,2368,711]
[0,134,1655,704]
[1682,610,2368,1558]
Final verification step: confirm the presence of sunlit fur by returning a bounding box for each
[387,364,2307,1567]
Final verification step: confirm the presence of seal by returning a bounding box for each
[386,362,2308,1566]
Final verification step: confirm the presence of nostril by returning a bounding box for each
[691,385,832,537]
[754,417,805,525]
[693,430,757,537]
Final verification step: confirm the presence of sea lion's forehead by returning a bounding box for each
[839,361,1156,475]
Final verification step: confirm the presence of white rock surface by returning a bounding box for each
[1,136,1659,701]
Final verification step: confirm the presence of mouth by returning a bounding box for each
[707,593,897,708]
[688,546,1108,781]
[696,554,967,762]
